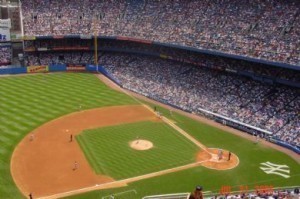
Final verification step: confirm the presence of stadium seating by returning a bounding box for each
[25,51,300,147]
[21,0,300,65]
[100,53,300,147]
[0,46,12,66]
[142,187,300,199]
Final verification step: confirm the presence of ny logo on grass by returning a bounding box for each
[260,162,290,178]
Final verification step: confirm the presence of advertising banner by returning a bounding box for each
[0,19,11,42]
[37,48,48,51]
[127,37,152,44]
[10,33,23,41]
[23,35,36,40]
[66,64,86,71]
[80,34,92,39]
[0,19,11,28]
[116,36,152,44]
[53,36,64,39]
[0,27,10,41]
[160,54,168,59]
[27,66,49,73]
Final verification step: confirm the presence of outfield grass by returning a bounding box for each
[76,121,199,179]
[66,99,300,199]
[0,73,136,198]
[0,73,299,199]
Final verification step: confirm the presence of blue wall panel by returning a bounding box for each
[0,67,27,75]
[49,64,66,72]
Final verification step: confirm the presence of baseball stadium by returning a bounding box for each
[0,1,299,199]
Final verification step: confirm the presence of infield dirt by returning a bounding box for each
[11,105,158,198]
[11,75,241,198]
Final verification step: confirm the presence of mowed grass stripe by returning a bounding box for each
[0,73,137,198]
[76,136,109,175]
[76,121,199,180]
[66,100,300,199]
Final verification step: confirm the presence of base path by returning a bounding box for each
[11,105,158,198]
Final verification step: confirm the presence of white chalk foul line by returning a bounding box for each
[102,189,137,199]
[37,160,209,199]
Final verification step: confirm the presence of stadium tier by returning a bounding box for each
[21,0,300,65]
[0,1,299,199]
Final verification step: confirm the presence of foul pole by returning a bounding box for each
[94,18,98,66]
[94,33,98,66]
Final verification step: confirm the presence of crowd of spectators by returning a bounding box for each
[24,39,300,83]
[205,187,300,199]
[96,53,299,147]
[25,51,299,146]
[0,46,12,66]
[26,52,92,66]
[21,0,300,65]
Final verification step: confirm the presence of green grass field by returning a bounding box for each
[76,121,199,179]
[0,73,136,198]
[0,73,299,199]
[66,98,300,198]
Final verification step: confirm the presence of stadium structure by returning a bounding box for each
[0,0,299,199]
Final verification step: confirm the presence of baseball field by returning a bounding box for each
[0,73,299,199]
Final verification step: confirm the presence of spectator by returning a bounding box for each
[0,46,12,67]
[26,51,300,147]
[21,0,300,65]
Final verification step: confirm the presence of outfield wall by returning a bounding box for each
[0,67,26,75]
[0,64,89,75]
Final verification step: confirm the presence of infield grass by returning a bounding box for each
[76,121,199,179]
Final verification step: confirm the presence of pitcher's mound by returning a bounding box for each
[130,140,153,150]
